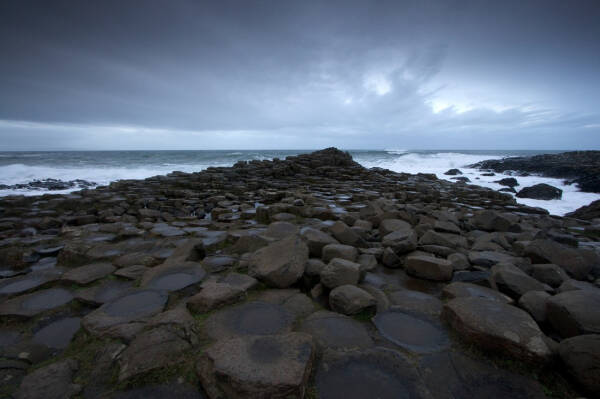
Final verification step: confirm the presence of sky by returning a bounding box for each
[1,0,599,150]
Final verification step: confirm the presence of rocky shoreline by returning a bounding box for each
[0,147,599,398]
[469,151,600,193]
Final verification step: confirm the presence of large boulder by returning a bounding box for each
[443,297,552,363]
[472,210,513,232]
[490,263,548,299]
[524,239,594,280]
[546,290,600,337]
[381,226,417,255]
[379,219,412,237]
[322,244,358,263]
[558,334,600,395]
[405,255,453,281]
[197,333,315,399]
[329,285,376,315]
[248,235,308,288]
[300,227,338,257]
[320,258,360,289]
[516,183,562,200]
[329,221,367,247]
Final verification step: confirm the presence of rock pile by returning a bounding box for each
[0,147,599,398]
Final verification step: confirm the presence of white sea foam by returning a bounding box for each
[354,152,600,216]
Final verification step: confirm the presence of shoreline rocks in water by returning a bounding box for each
[1,147,599,398]
[469,151,600,193]
[0,178,97,191]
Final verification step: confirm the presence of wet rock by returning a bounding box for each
[201,255,236,273]
[0,269,63,298]
[373,310,449,353]
[150,223,185,237]
[447,252,470,270]
[82,290,168,336]
[443,282,512,304]
[472,210,513,232]
[264,221,299,238]
[320,258,361,289]
[219,272,258,291]
[322,243,358,262]
[248,235,308,288]
[300,227,339,258]
[546,289,600,337]
[419,351,547,399]
[62,262,116,285]
[75,279,134,305]
[15,358,81,399]
[381,247,402,268]
[388,290,443,316]
[405,254,453,281]
[468,250,522,268]
[315,348,431,399]
[495,177,519,187]
[33,317,81,350]
[516,183,562,200]
[419,230,467,249]
[197,333,314,399]
[141,262,206,291]
[382,227,418,254]
[490,263,548,299]
[113,265,149,280]
[524,239,593,279]
[187,282,245,313]
[443,297,552,362]
[531,263,568,287]
[444,169,462,175]
[299,310,373,350]
[329,221,366,247]
[558,279,599,293]
[518,291,550,324]
[202,301,295,340]
[379,219,411,236]
[0,288,74,318]
[329,285,376,315]
[118,325,192,381]
[558,334,600,395]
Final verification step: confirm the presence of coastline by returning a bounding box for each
[1,147,599,397]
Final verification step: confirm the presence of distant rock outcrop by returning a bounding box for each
[470,151,600,193]
[516,183,563,200]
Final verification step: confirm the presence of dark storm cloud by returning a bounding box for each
[0,0,599,149]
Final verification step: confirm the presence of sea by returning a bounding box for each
[1,149,599,216]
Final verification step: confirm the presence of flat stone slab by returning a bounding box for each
[201,255,236,273]
[388,290,443,316]
[418,351,547,399]
[202,301,295,340]
[442,282,513,304]
[82,289,168,336]
[0,269,63,298]
[141,262,206,292]
[33,317,81,349]
[75,280,134,306]
[113,265,149,280]
[0,288,74,318]
[218,273,258,291]
[15,358,81,399]
[315,348,431,399]
[118,326,192,381]
[62,262,116,285]
[299,310,374,351]
[443,297,552,363]
[150,223,185,237]
[372,310,449,353]
[197,333,315,399]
